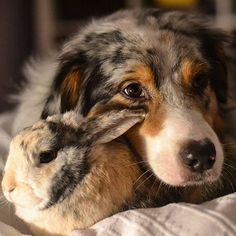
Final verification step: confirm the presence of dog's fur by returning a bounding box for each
[12,9,236,203]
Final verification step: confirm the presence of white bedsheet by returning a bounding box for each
[0,111,235,236]
[71,192,236,236]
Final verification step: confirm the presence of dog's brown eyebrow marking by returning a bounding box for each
[122,65,161,101]
[125,70,135,75]
[181,59,209,86]
[127,65,155,84]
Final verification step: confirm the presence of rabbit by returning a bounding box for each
[1,108,160,236]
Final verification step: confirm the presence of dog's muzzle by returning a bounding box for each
[144,109,224,186]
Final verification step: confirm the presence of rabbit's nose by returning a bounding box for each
[4,185,16,193]
[2,176,16,193]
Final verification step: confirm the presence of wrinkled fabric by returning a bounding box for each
[70,193,236,236]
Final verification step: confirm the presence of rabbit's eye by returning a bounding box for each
[39,150,57,164]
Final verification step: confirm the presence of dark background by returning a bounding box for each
[0,1,33,111]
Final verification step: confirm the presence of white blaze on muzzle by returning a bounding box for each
[145,109,224,186]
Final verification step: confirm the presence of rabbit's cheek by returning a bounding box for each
[11,185,42,209]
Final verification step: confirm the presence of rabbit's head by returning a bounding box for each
[2,109,145,212]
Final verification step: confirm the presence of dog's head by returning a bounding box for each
[42,9,230,187]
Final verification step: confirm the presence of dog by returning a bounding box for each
[12,9,236,204]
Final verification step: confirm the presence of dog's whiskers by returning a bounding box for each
[105,160,149,169]
[150,178,158,192]
[133,168,152,188]
[222,142,236,147]
[224,162,236,171]
[134,172,154,191]
[155,181,165,199]
[221,165,236,192]
[123,160,148,168]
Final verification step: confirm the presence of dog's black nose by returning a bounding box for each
[179,138,216,173]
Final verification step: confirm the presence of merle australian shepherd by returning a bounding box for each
[11,9,236,205]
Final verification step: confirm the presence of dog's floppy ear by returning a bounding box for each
[59,66,82,112]
[56,52,88,113]
[200,29,230,104]
[41,52,87,119]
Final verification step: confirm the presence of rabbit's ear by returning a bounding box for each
[85,109,145,145]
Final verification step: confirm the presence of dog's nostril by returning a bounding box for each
[179,138,216,173]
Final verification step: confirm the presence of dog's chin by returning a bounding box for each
[179,170,221,187]
[152,166,222,187]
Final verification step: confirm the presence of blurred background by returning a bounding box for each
[0,0,236,112]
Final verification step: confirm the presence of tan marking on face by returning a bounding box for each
[127,103,166,139]
[87,64,159,117]
[181,59,208,88]
[124,104,167,167]
[114,65,165,145]
[122,64,160,99]
[129,65,154,83]
[181,60,224,134]
[89,64,166,158]
[61,68,81,110]
[89,64,161,117]
[125,107,182,185]
[91,64,164,136]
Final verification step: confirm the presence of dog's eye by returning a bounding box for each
[123,83,147,99]
[192,74,209,92]
[39,150,57,164]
